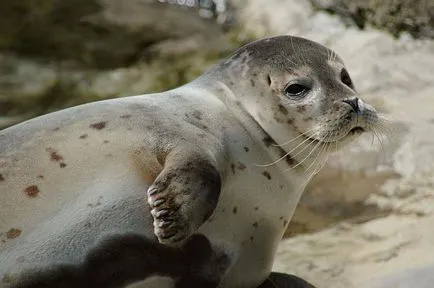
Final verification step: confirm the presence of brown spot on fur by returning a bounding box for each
[79,134,88,139]
[273,113,284,123]
[262,136,274,147]
[279,216,284,220]
[250,236,254,242]
[46,148,63,162]
[287,118,294,125]
[278,104,288,115]
[230,164,236,175]
[37,175,44,179]
[262,171,272,180]
[52,127,60,132]
[233,207,237,214]
[24,185,40,197]
[104,140,109,144]
[252,222,258,228]
[120,115,132,119]
[6,228,21,239]
[0,174,4,181]
[90,121,107,130]
[244,146,249,152]
[59,163,67,168]
[296,105,306,113]
[250,79,255,87]
[237,162,246,171]
[192,110,203,120]
[254,206,259,211]
[303,117,313,122]
[286,155,297,167]
[283,220,288,227]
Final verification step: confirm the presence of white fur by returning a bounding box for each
[0,85,311,288]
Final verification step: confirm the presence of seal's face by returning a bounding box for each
[225,36,380,164]
[267,53,378,145]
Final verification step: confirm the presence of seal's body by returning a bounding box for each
[0,36,379,288]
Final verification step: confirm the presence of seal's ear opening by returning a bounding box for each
[182,234,212,264]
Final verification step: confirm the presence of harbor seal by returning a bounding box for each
[0,35,380,288]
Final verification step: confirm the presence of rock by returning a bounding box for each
[0,1,241,129]
[309,0,434,39]
[236,0,434,287]
[0,0,228,69]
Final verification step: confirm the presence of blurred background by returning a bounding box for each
[1,0,434,287]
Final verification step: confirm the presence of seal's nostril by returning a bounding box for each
[342,98,360,113]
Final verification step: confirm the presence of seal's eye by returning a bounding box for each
[341,68,353,88]
[284,84,309,98]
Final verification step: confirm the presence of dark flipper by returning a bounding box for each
[147,147,221,245]
[258,272,317,288]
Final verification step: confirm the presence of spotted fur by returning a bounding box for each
[0,36,378,288]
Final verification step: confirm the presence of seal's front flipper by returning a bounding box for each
[147,147,221,245]
[258,272,316,288]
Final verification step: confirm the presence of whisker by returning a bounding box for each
[273,126,318,147]
[372,128,387,161]
[303,142,329,183]
[289,130,333,172]
[280,54,297,66]
[290,137,324,170]
[256,135,316,167]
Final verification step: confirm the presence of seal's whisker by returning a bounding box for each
[289,135,325,170]
[304,140,328,176]
[370,131,375,147]
[372,128,387,160]
[290,36,304,66]
[280,54,297,66]
[374,126,395,144]
[332,50,338,63]
[256,135,316,167]
[316,142,331,173]
[300,142,329,187]
[373,118,400,144]
[273,126,318,147]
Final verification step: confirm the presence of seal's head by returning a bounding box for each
[210,35,380,168]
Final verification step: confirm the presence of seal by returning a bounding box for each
[0,35,380,288]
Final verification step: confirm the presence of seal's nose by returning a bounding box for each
[342,97,360,113]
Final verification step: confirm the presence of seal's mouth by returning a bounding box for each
[348,126,365,135]
[300,126,366,144]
